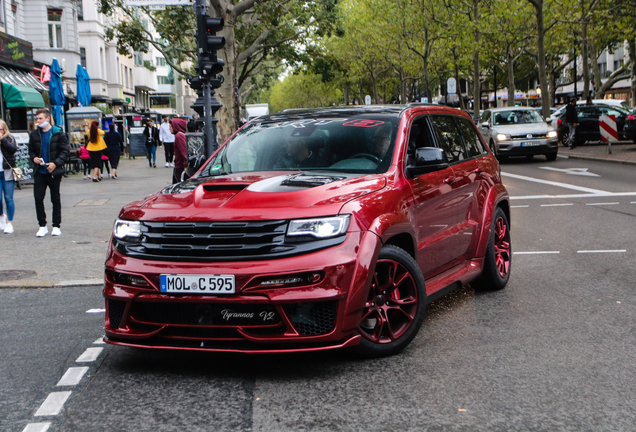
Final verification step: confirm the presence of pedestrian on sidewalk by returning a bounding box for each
[171,118,188,184]
[143,119,159,168]
[28,108,69,237]
[187,116,198,132]
[87,121,107,181]
[79,142,90,179]
[101,153,111,178]
[0,120,18,234]
[104,123,122,179]
[565,98,579,149]
[160,116,175,167]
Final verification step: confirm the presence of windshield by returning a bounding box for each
[493,110,544,125]
[199,115,399,177]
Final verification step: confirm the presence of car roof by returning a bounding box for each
[487,106,540,112]
[268,104,469,121]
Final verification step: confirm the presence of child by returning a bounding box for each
[79,143,90,179]
[101,153,110,178]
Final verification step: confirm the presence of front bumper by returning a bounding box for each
[103,230,381,353]
[495,138,558,156]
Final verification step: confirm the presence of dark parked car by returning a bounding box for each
[557,104,629,146]
[623,109,636,143]
[104,105,511,357]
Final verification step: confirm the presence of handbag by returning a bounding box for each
[7,161,24,181]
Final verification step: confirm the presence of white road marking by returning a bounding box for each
[75,347,103,363]
[22,423,51,432]
[34,392,72,417]
[501,171,609,194]
[586,202,619,206]
[510,205,529,208]
[511,192,636,200]
[93,337,105,345]
[56,367,89,387]
[538,166,600,177]
[577,250,627,254]
[86,308,105,313]
[540,203,573,207]
[514,251,561,255]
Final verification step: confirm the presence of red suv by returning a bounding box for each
[104,105,511,357]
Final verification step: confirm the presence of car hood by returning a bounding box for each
[119,171,387,221]
[493,123,551,134]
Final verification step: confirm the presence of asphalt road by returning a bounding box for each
[3,155,636,432]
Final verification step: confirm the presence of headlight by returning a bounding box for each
[113,219,142,239]
[287,215,350,239]
[496,134,511,141]
[547,130,558,138]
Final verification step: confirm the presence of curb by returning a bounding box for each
[564,154,636,165]
[0,280,104,289]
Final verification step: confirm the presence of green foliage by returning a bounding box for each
[268,73,343,112]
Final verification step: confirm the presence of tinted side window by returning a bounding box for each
[578,107,598,118]
[456,117,487,157]
[430,115,466,163]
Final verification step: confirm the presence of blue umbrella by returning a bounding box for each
[82,67,91,106]
[76,64,87,107]
[49,59,65,127]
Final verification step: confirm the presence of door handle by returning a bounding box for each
[443,176,455,184]
[472,167,483,174]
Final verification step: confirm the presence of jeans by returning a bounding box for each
[0,174,15,221]
[146,145,157,165]
[33,172,62,228]
[164,142,174,163]
[567,123,576,147]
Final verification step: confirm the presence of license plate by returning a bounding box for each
[160,274,235,294]
[520,141,540,147]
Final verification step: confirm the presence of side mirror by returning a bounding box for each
[406,147,449,178]
[481,122,490,128]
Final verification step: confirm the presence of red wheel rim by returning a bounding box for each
[359,259,418,344]
[494,216,511,278]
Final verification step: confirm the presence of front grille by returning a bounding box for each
[115,220,346,262]
[159,327,242,339]
[132,302,281,326]
[510,133,544,139]
[108,299,126,329]
[284,301,338,336]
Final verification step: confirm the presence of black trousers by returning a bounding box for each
[172,167,184,184]
[33,172,62,228]
[164,142,174,163]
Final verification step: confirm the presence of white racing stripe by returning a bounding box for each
[577,250,627,254]
[34,392,72,417]
[514,251,560,255]
[75,347,103,363]
[22,423,51,432]
[56,367,89,387]
[502,172,609,194]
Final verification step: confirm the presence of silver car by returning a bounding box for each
[478,107,559,161]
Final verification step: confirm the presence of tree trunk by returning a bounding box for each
[455,62,465,109]
[532,0,550,117]
[629,39,636,106]
[581,1,589,100]
[589,37,602,98]
[213,7,238,144]
[472,0,480,117]
[507,50,515,107]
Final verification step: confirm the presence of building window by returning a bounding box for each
[80,48,86,68]
[77,0,83,20]
[129,69,133,88]
[124,66,129,88]
[614,59,624,71]
[157,76,171,85]
[156,57,167,67]
[133,52,144,67]
[48,9,63,48]
[10,2,18,37]
[150,95,176,109]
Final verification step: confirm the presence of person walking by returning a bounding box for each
[79,142,90,179]
[87,121,107,181]
[565,97,579,149]
[159,116,175,167]
[143,119,159,168]
[171,118,188,184]
[100,153,110,178]
[0,120,18,234]
[187,116,198,132]
[104,123,123,179]
[28,108,69,237]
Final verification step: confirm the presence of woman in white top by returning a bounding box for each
[0,119,18,234]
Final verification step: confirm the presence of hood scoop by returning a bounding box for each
[203,184,248,192]
[280,173,347,188]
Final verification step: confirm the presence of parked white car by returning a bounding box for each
[478,107,559,161]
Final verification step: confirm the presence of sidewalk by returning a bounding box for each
[0,156,175,288]
[563,140,636,164]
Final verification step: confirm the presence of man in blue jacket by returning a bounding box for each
[28,109,69,237]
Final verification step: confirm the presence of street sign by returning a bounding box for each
[124,0,192,6]
[447,78,457,95]
[365,95,371,105]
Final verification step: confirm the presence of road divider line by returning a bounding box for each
[586,202,619,206]
[22,423,51,432]
[34,391,72,417]
[75,347,103,363]
[514,251,560,255]
[540,203,573,207]
[511,205,529,208]
[501,171,609,194]
[511,192,636,200]
[93,337,105,345]
[56,367,89,387]
[577,250,627,253]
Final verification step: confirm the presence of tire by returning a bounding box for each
[353,245,426,358]
[545,152,558,161]
[471,207,511,292]
[560,129,570,146]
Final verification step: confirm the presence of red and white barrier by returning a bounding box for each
[600,114,618,154]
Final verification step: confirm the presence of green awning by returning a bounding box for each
[2,83,46,109]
